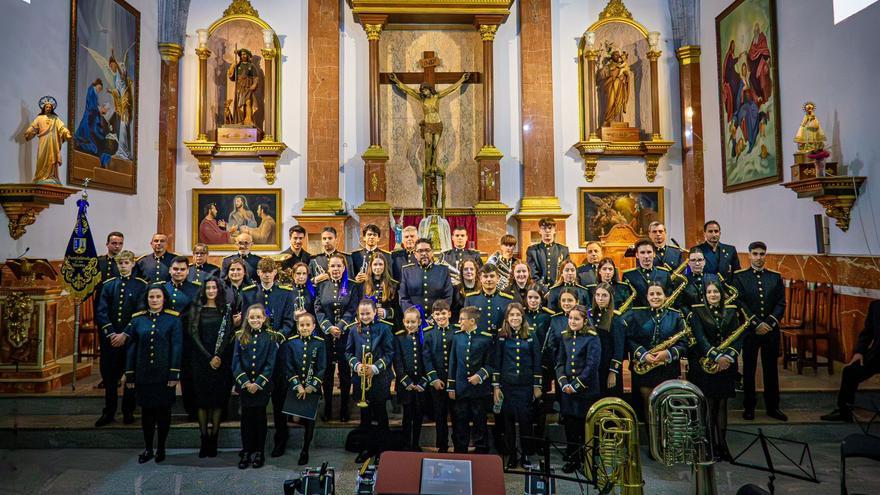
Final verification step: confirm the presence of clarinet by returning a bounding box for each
[213,304,231,356]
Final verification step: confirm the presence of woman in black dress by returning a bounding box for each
[189,277,236,458]
[124,285,182,464]
[687,280,749,460]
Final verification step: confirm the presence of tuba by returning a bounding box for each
[648,380,717,495]
[584,398,645,494]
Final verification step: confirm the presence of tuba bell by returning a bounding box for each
[648,380,717,495]
[584,397,645,494]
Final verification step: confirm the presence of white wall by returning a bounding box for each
[0,0,160,259]
[552,0,685,251]
[700,0,880,255]
[177,0,310,254]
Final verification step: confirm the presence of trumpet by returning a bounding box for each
[585,397,644,494]
[700,314,753,374]
[632,325,695,375]
[649,380,717,494]
[357,345,373,408]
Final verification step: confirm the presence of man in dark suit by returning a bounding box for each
[399,238,454,312]
[95,231,124,297]
[441,225,483,271]
[526,217,570,287]
[279,225,313,271]
[693,220,740,279]
[391,225,420,282]
[734,241,787,421]
[222,232,262,281]
[135,233,176,283]
[648,221,683,270]
[351,223,392,282]
[822,300,880,422]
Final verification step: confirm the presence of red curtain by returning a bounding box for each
[388,215,477,250]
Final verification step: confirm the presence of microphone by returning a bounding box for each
[17,247,30,258]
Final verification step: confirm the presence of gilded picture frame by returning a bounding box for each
[192,189,282,251]
[578,187,664,247]
[68,0,141,194]
[715,0,783,192]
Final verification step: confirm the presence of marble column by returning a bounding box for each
[514,0,569,256]
[677,46,705,248]
[157,43,183,251]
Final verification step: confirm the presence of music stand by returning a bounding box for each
[726,427,819,494]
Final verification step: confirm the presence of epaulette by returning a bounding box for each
[135,254,148,261]
[574,283,589,290]
[542,307,556,315]
[390,277,400,284]
[734,268,750,274]
[131,310,147,317]
[586,329,598,336]
[499,292,514,300]
[766,268,781,275]
[480,331,493,337]
[313,335,325,341]
[222,253,236,259]
[402,263,416,269]
[192,280,202,286]
[546,282,562,290]
[453,323,461,328]
[234,329,244,336]
[241,284,257,291]
[657,265,671,271]
[622,267,638,274]
[584,283,597,288]
[287,335,300,341]
[164,309,180,316]
[379,319,394,326]
[551,311,565,317]
[395,329,405,336]
[344,321,358,330]
[455,328,465,333]
[268,329,284,340]
[188,263,196,267]
[104,276,117,283]
[465,291,480,297]
[725,304,739,309]
[667,308,682,314]
[631,306,649,311]
[338,251,350,256]
[277,285,293,291]
[422,326,433,333]
[691,303,705,308]
[379,248,391,254]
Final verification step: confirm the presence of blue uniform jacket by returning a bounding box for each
[693,242,740,279]
[625,308,688,363]
[446,329,496,398]
[96,275,148,335]
[162,280,200,314]
[422,324,457,385]
[187,262,220,285]
[554,329,601,396]
[492,332,542,388]
[351,248,392,276]
[688,304,749,362]
[544,282,591,313]
[463,290,513,335]
[654,244,684,270]
[124,309,183,384]
[241,283,295,337]
[222,252,262,281]
[135,252,176,283]
[590,307,627,375]
[390,249,418,282]
[393,330,428,389]
[314,277,362,334]
[622,266,677,308]
[232,327,282,390]
[399,262,454,312]
[440,248,483,271]
[345,320,395,398]
[283,334,327,393]
[526,242,570,286]
[732,267,785,333]
[309,251,353,278]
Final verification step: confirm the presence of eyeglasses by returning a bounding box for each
[415,248,433,253]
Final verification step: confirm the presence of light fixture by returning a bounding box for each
[196,28,208,49]
[586,31,596,50]
[262,28,275,50]
[648,31,660,51]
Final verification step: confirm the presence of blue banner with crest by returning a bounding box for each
[60,196,100,300]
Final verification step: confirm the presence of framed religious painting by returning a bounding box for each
[192,189,282,251]
[67,0,140,194]
[715,0,783,192]
[577,187,664,247]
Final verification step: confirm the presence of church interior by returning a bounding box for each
[1,0,879,493]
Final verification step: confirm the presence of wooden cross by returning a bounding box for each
[379,51,481,89]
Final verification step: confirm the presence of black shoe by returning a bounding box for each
[94,414,114,427]
[717,443,733,462]
[123,414,135,425]
[742,409,755,420]
[238,449,246,459]
[821,409,853,422]
[207,434,218,458]
[506,456,519,470]
[298,451,309,466]
[766,409,788,421]
[199,435,208,458]
[355,450,371,464]
[252,452,265,468]
[322,410,332,422]
[238,453,251,469]
[138,449,154,464]
[155,449,166,463]
[271,439,287,458]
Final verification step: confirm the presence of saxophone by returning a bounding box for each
[585,398,644,494]
[662,269,690,310]
[700,314,754,374]
[633,324,695,375]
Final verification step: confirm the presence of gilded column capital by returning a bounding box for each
[195,47,211,60]
[479,24,498,42]
[646,50,662,61]
[585,49,600,62]
[676,45,702,65]
[364,23,383,41]
[261,47,277,60]
[158,42,184,62]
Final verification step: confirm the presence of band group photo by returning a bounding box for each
[84,213,880,482]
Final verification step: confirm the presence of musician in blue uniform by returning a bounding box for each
[362,254,399,324]
[493,303,542,469]
[441,225,483,270]
[233,303,283,469]
[351,223,392,281]
[648,221,684,270]
[526,218,570,287]
[692,220,740,279]
[309,226,352,281]
[576,241,603,286]
[554,305,600,473]
[394,307,429,451]
[524,288,555,450]
[241,258,296,457]
[124,285,182,464]
[622,239,677,308]
[625,282,689,423]
[314,253,362,422]
[543,289,581,391]
[95,250,146,427]
[679,248,721,312]
[733,241,787,422]
[283,312,326,466]
[687,280,750,461]
[464,263,513,335]
[187,243,220,285]
[164,257,200,419]
[94,231,124,297]
[545,258,591,312]
[279,225,313,271]
[289,262,316,325]
[590,282,626,396]
[423,300,456,452]
[447,306,496,454]
[345,299,395,463]
[134,233,176,283]
[222,232,262,281]
[399,238,454,312]
[508,261,543,305]
[585,258,636,316]
[391,225,419,282]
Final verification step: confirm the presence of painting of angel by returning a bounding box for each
[577,187,663,246]
[68,0,140,194]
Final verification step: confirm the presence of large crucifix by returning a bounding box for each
[381,51,481,213]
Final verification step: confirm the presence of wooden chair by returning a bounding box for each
[780,279,808,371]
[77,295,100,361]
[804,283,835,375]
